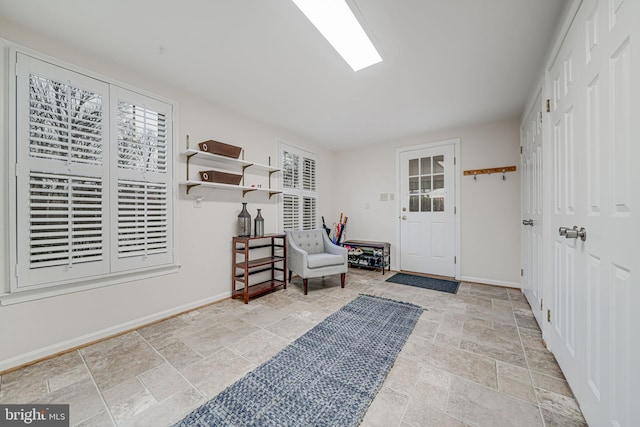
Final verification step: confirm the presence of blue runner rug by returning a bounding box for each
[174,294,423,426]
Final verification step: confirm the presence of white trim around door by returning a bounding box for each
[395,139,461,279]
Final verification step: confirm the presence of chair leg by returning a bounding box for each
[288,270,292,283]
[303,278,308,295]
[341,273,345,288]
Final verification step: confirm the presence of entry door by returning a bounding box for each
[520,88,544,327]
[399,144,455,276]
[546,0,640,425]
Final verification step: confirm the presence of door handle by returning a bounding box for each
[402,215,407,220]
[560,226,587,242]
[522,219,533,226]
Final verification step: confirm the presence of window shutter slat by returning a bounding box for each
[28,172,103,269]
[282,151,299,190]
[282,194,299,231]
[117,180,168,259]
[28,74,103,166]
[117,101,168,174]
[303,157,316,191]
[302,197,317,230]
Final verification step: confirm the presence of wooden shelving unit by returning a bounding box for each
[232,234,286,304]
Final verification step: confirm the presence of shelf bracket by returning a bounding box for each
[268,169,278,190]
[241,164,254,186]
[186,153,197,180]
[242,189,257,197]
[186,183,200,194]
[268,191,281,199]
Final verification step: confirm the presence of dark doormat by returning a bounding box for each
[386,273,460,294]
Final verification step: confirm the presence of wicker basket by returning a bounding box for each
[199,170,242,185]
[198,140,242,159]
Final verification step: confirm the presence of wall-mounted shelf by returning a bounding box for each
[180,138,281,197]
[183,149,280,174]
[180,179,282,197]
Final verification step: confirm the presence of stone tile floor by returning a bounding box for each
[0,269,588,426]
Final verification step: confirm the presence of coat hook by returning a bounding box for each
[502,169,506,181]
[474,172,477,181]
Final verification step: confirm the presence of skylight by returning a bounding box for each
[291,0,382,71]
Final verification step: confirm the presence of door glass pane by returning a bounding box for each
[434,155,444,173]
[409,177,419,194]
[409,158,419,176]
[433,174,444,211]
[433,174,444,190]
[409,195,419,212]
[421,176,431,193]
[421,157,431,175]
[421,194,431,212]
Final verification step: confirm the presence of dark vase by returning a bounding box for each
[237,202,251,237]
[254,209,264,237]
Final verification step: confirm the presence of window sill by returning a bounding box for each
[0,264,181,306]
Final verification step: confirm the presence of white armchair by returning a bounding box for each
[286,229,348,295]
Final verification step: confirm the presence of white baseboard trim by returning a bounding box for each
[460,276,521,289]
[0,291,230,373]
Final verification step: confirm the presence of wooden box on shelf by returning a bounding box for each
[198,170,242,185]
[198,140,242,158]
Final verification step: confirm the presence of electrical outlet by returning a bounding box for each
[194,196,203,208]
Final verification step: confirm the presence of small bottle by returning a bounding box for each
[254,209,264,237]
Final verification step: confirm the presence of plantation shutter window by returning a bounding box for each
[110,87,174,272]
[280,144,318,231]
[12,52,175,292]
[16,54,110,288]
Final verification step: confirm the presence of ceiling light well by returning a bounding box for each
[291,0,382,71]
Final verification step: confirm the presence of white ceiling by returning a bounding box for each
[0,0,567,151]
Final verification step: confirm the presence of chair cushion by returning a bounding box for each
[307,253,345,269]
[290,231,325,255]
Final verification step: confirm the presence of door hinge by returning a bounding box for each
[15,264,19,278]
[454,206,457,214]
[521,268,523,277]
[454,256,457,264]
[15,163,19,177]
[547,309,551,322]
[546,99,551,113]
[520,146,523,154]
[540,299,543,311]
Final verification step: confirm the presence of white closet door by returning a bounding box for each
[520,88,544,328]
[545,0,640,425]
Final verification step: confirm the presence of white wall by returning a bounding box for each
[331,118,521,287]
[0,18,333,370]
[0,16,521,371]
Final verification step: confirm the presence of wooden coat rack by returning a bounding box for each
[464,165,516,180]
